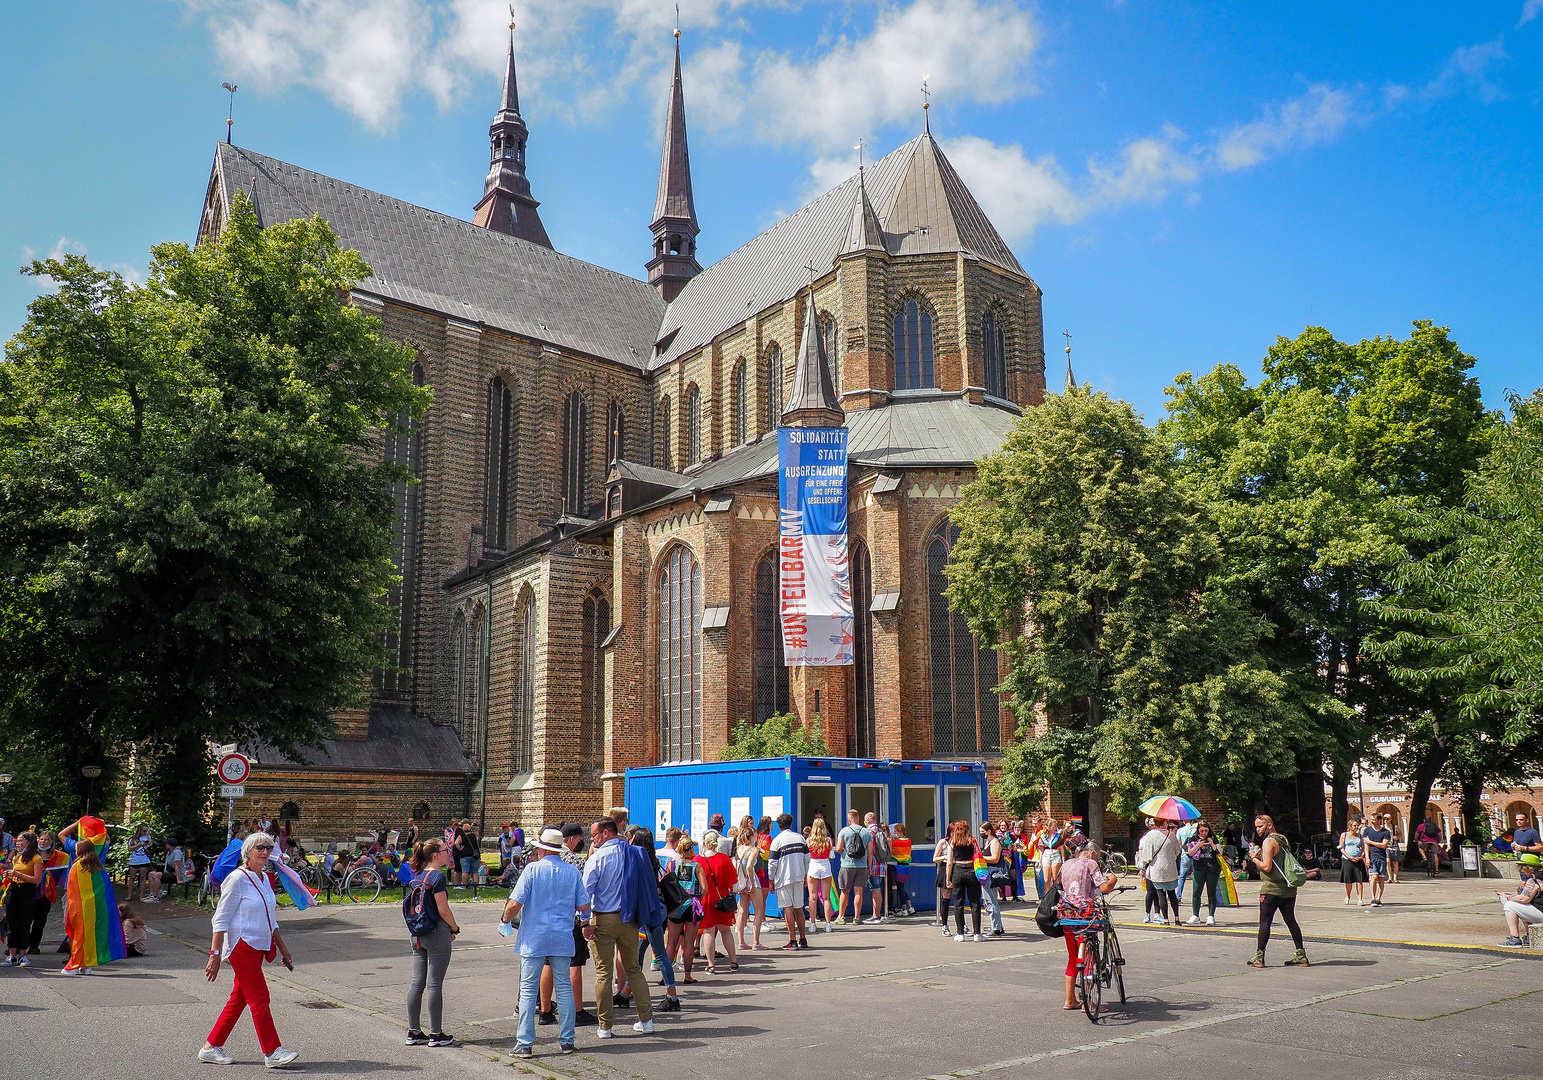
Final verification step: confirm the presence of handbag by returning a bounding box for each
[658,867,690,913]
[714,895,739,913]
[1034,878,1062,937]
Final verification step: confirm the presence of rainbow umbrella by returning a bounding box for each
[1137,795,1202,822]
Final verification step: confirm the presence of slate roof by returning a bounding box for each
[652,39,698,230]
[246,705,478,775]
[653,133,1028,369]
[211,143,661,370]
[641,394,1019,508]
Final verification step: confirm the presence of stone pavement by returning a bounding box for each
[5,875,1540,1080]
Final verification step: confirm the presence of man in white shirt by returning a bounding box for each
[768,813,810,949]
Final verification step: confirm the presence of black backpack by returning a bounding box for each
[403,871,441,936]
[843,827,868,861]
[1034,879,1062,937]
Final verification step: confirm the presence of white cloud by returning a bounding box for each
[1423,39,1510,103]
[1213,83,1356,171]
[1520,0,1543,27]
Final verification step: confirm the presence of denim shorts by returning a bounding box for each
[459,856,476,874]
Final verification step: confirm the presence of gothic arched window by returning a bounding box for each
[852,540,877,757]
[893,299,935,391]
[926,523,1001,755]
[982,310,1007,400]
[606,401,626,467]
[562,391,588,517]
[453,608,485,765]
[580,589,610,786]
[484,377,515,549]
[378,361,426,698]
[658,545,702,761]
[765,344,783,433]
[685,384,702,466]
[513,593,537,774]
[733,362,748,446]
[658,396,672,471]
[753,550,790,722]
[821,316,840,396]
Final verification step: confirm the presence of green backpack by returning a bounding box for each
[1276,843,1308,888]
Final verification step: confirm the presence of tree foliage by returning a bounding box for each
[947,387,1306,816]
[0,196,428,833]
[1159,322,1491,830]
[719,713,829,761]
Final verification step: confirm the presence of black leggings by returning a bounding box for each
[1257,893,1304,954]
[1145,883,1177,919]
[951,872,983,935]
[27,896,53,951]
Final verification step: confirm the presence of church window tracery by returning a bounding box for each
[658,545,702,762]
[765,344,783,432]
[685,385,702,465]
[484,377,515,550]
[893,299,936,391]
[733,362,748,446]
[580,589,610,787]
[982,310,1007,400]
[513,592,537,775]
[852,540,877,757]
[378,362,425,698]
[926,522,1001,756]
[562,391,587,516]
[753,550,790,722]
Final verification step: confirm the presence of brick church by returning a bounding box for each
[197,32,1047,839]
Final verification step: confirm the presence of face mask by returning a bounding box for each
[39,844,52,853]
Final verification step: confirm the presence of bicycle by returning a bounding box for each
[1062,885,1131,1022]
[342,862,383,902]
[1098,850,1129,876]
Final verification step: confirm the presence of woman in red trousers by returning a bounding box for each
[199,832,298,1068]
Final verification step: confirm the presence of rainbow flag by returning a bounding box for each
[41,849,70,904]
[1217,858,1239,906]
[972,848,990,883]
[64,859,125,970]
[891,837,912,882]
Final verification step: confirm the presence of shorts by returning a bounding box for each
[868,874,884,891]
[458,856,476,874]
[543,924,589,968]
[776,882,805,910]
[1368,857,1388,877]
[838,866,868,890]
[808,860,833,880]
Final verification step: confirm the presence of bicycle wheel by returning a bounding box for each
[1103,925,1126,1003]
[345,866,382,902]
[298,864,320,890]
[1105,852,1128,875]
[1080,938,1102,1022]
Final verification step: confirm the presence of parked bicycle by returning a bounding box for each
[1063,885,1132,1022]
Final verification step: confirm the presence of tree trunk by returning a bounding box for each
[1329,757,1351,836]
[1458,766,1487,845]
[1405,741,1450,864]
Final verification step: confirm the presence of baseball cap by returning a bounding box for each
[560,823,585,840]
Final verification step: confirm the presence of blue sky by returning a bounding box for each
[3,1,1539,420]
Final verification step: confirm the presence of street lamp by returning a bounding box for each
[0,772,10,825]
[81,765,102,815]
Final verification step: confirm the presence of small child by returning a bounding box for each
[119,902,148,957]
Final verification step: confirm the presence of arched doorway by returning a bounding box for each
[1374,803,1403,842]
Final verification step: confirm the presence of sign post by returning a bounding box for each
[217,753,251,841]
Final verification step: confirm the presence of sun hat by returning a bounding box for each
[533,828,566,853]
[1518,853,1541,868]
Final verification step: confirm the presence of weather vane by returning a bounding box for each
[222,82,238,144]
[854,136,866,173]
[921,75,931,132]
[674,3,680,39]
[509,4,516,30]
[804,260,817,286]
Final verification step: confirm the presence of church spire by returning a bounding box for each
[647,23,701,303]
[1063,330,1076,390]
[839,160,887,257]
[472,23,552,248]
[782,277,843,429]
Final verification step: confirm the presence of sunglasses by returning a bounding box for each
[253,845,274,852]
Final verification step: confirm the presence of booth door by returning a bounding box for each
[799,784,839,832]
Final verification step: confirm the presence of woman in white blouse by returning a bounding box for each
[198,833,298,1068]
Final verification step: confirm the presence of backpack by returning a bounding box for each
[871,828,891,865]
[1277,845,1308,889]
[1034,879,1062,937]
[843,826,868,861]
[403,871,441,936]
[658,865,691,914]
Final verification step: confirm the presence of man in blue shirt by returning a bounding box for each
[504,828,591,1057]
[1510,812,1542,856]
[582,818,658,1038]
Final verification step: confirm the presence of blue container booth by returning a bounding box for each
[625,756,988,916]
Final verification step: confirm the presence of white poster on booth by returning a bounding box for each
[730,797,751,825]
[655,799,672,836]
[762,796,784,821]
[690,799,710,844]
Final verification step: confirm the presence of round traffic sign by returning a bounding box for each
[217,753,251,785]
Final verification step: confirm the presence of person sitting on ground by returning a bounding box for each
[119,901,149,956]
[1497,853,1543,947]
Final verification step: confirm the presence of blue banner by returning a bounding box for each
[777,428,853,666]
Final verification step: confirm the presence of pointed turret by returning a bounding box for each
[840,167,887,256]
[472,30,552,248]
[782,283,843,429]
[647,30,701,302]
[1064,339,1077,390]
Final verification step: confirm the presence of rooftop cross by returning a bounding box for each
[921,76,931,133]
[222,81,238,144]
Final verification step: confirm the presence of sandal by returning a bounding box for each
[681,976,698,984]
[728,962,739,972]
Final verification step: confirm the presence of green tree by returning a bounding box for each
[0,196,428,836]
[1160,322,1491,834]
[947,387,1307,817]
[719,713,829,761]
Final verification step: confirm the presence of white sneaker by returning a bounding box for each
[16,956,29,967]
[972,933,984,943]
[197,1046,235,1065]
[1186,915,1200,925]
[864,916,882,924]
[824,922,832,933]
[954,934,966,942]
[632,1019,654,1034]
[263,1048,298,1069]
[1141,914,1152,924]
[597,1028,615,1039]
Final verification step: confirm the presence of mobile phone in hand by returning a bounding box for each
[283,958,294,971]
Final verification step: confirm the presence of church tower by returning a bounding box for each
[646,29,700,302]
[472,29,552,248]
